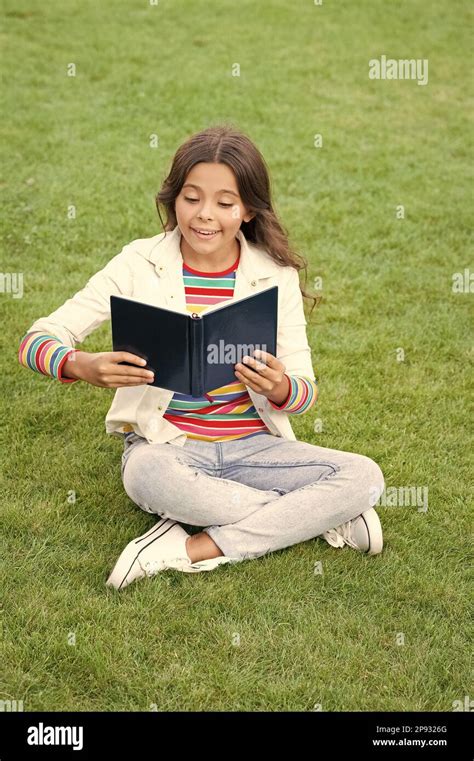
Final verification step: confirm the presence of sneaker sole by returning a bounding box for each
[166,556,237,573]
[360,508,383,555]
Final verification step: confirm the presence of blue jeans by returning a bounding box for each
[120,432,385,562]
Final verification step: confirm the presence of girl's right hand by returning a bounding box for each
[62,351,155,388]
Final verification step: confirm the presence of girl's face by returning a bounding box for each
[175,162,254,258]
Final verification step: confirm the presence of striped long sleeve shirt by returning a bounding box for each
[18,332,77,384]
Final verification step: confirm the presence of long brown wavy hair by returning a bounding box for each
[155,124,319,319]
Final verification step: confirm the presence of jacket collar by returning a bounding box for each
[146,224,281,281]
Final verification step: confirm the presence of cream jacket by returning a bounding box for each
[25,225,317,446]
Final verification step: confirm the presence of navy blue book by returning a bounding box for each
[110,286,278,397]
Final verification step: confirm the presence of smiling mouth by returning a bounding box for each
[191,227,221,239]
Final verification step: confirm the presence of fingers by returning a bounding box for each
[111,365,154,379]
[234,350,285,394]
[234,370,272,393]
[103,361,154,386]
[240,350,283,373]
[252,349,278,368]
[102,375,154,387]
[234,364,272,392]
[236,353,280,380]
[111,351,147,366]
[105,356,154,380]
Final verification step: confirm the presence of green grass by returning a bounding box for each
[1,0,472,711]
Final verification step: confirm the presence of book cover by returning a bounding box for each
[110,286,278,396]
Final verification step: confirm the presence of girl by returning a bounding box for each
[18,125,385,591]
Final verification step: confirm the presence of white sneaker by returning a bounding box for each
[106,518,237,590]
[320,508,383,556]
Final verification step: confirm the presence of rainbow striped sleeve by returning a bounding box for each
[18,332,79,384]
[268,374,318,414]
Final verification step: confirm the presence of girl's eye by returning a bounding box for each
[184,197,233,208]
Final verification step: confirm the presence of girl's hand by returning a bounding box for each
[62,351,155,388]
[234,349,289,404]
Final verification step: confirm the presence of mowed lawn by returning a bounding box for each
[1,0,472,711]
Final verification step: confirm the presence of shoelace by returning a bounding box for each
[141,556,191,575]
[325,520,358,549]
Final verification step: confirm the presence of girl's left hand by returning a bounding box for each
[234,349,288,399]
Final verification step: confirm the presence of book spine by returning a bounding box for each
[190,313,204,396]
